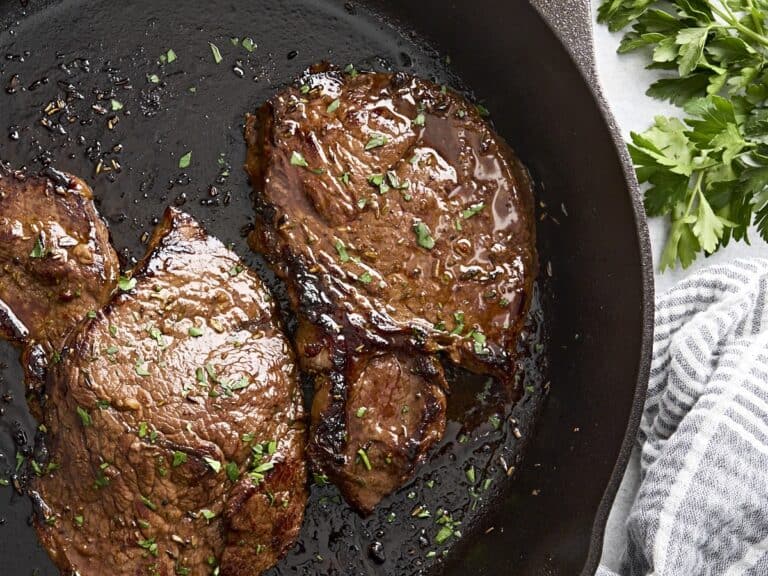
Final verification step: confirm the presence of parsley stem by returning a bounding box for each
[685,170,705,219]
[711,1,768,48]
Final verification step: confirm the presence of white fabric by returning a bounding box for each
[596,260,768,575]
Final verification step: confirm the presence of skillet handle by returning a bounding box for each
[527,0,599,90]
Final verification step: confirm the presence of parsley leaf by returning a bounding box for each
[118,275,137,292]
[365,133,388,150]
[290,151,309,167]
[413,222,435,250]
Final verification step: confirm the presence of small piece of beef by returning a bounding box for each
[31,208,306,576]
[0,166,119,392]
[311,352,446,513]
[246,68,536,512]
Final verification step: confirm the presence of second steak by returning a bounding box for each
[246,68,536,513]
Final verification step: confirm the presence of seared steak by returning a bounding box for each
[0,165,119,392]
[246,68,536,512]
[31,208,307,576]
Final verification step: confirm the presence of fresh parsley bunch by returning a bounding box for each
[598,0,768,269]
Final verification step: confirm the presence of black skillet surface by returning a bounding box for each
[0,1,653,575]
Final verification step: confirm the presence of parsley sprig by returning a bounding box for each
[599,0,768,269]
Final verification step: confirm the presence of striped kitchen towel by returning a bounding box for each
[598,259,768,576]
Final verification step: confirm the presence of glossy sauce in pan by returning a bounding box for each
[0,1,549,574]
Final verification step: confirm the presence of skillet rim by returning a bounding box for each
[529,1,655,573]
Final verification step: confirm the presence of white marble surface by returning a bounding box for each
[590,1,768,570]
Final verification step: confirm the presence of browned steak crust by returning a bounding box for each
[246,68,536,512]
[0,166,119,393]
[31,208,307,576]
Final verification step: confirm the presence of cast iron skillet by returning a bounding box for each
[0,0,653,574]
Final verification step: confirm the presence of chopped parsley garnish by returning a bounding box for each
[327,98,341,113]
[413,112,426,127]
[488,415,502,430]
[334,239,351,262]
[172,451,188,467]
[471,331,488,355]
[299,84,311,94]
[357,198,367,209]
[242,37,256,53]
[355,406,368,418]
[461,202,485,219]
[357,448,372,471]
[228,264,244,277]
[140,495,157,511]
[465,466,476,484]
[148,326,165,347]
[135,361,150,377]
[344,63,359,78]
[188,326,204,337]
[29,236,45,258]
[203,456,222,474]
[138,422,148,438]
[365,133,388,150]
[106,345,119,355]
[178,152,192,169]
[147,74,160,84]
[74,515,84,527]
[358,271,372,284]
[413,222,435,250]
[118,275,136,292]
[110,99,124,111]
[475,104,490,117]
[435,525,454,544]
[451,312,465,335]
[252,462,275,474]
[109,324,118,337]
[367,173,389,194]
[226,461,240,482]
[138,537,158,557]
[340,172,351,185]
[166,48,177,63]
[199,508,216,522]
[412,506,431,519]
[76,406,92,427]
[386,170,409,190]
[290,151,309,168]
[86,310,97,319]
[209,42,223,64]
[313,473,329,486]
[241,432,255,443]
